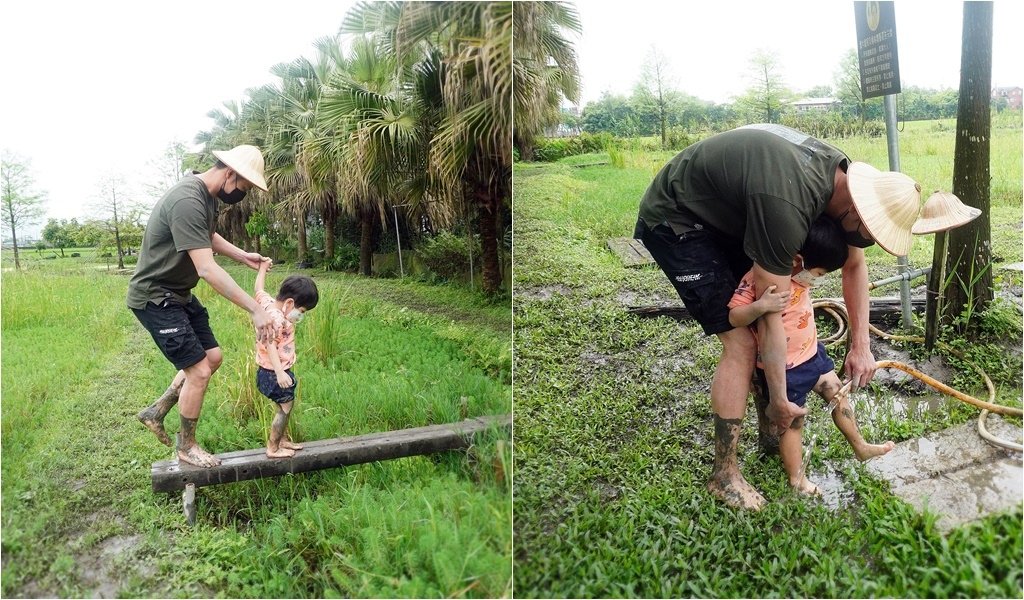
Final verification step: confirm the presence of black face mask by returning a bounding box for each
[837,208,875,248]
[217,175,247,205]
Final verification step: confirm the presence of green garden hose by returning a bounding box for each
[813,299,1023,452]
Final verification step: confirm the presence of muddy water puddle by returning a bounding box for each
[845,390,954,425]
[806,465,859,511]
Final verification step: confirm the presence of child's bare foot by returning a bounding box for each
[137,407,172,447]
[266,446,295,458]
[280,440,303,451]
[790,477,821,497]
[854,440,896,461]
[177,444,222,468]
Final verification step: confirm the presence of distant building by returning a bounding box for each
[792,97,840,112]
[992,87,1022,110]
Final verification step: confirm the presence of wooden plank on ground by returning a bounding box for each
[628,297,926,324]
[606,237,656,267]
[152,414,511,493]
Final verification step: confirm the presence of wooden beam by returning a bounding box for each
[152,414,511,493]
[606,237,656,267]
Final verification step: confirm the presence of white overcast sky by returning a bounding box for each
[2,0,1022,234]
[1,0,358,233]
[575,0,1023,105]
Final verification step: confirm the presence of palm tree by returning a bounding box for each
[251,36,351,266]
[512,1,582,161]
[320,34,443,275]
[342,1,514,294]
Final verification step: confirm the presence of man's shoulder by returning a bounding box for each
[160,176,210,209]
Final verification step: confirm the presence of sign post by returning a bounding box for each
[854,1,912,328]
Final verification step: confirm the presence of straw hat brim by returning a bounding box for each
[212,148,269,191]
[911,191,982,234]
[847,162,921,256]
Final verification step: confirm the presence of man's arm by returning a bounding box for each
[187,247,274,343]
[212,233,266,270]
[840,246,876,388]
[751,264,807,432]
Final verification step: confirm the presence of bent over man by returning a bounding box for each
[635,123,932,509]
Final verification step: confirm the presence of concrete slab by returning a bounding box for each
[866,416,1023,533]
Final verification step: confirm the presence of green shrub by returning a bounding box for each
[415,231,480,281]
[121,255,138,266]
[780,112,885,139]
[533,132,618,162]
[328,242,359,272]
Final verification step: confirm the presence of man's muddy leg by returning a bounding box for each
[175,358,221,468]
[137,370,185,447]
[751,373,779,457]
[706,328,766,510]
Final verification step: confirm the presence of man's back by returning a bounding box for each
[639,124,848,276]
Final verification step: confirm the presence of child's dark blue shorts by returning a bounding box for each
[755,342,835,408]
[256,367,297,404]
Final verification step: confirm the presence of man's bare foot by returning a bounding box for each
[177,444,222,468]
[280,440,303,451]
[266,446,295,458]
[707,473,767,510]
[854,440,896,461]
[137,407,172,447]
[790,476,821,497]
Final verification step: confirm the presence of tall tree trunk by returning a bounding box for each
[359,207,374,277]
[659,90,666,150]
[296,209,308,264]
[514,133,534,162]
[9,221,20,270]
[323,199,337,263]
[942,1,993,335]
[112,196,124,270]
[476,185,500,295]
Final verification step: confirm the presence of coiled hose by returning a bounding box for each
[813,299,1023,452]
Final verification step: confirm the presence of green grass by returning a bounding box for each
[1,253,511,598]
[512,120,1023,598]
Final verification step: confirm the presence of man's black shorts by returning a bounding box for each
[636,219,753,336]
[131,297,219,370]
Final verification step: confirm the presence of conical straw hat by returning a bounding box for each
[847,161,922,256]
[212,145,268,191]
[911,190,981,234]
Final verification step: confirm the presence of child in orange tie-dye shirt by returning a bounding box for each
[254,260,319,458]
[728,216,894,496]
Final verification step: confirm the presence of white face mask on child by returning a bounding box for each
[286,309,304,324]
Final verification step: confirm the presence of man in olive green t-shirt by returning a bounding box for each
[635,124,929,509]
[127,145,275,468]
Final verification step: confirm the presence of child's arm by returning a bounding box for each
[265,340,294,388]
[729,284,790,328]
[255,259,272,295]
